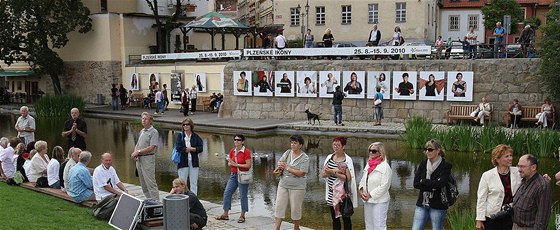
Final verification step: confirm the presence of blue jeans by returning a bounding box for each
[493,38,503,58]
[304,44,313,48]
[333,105,342,124]
[111,97,118,110]
[157,101,164,113]
[412,205,447,230]
[222,173,249,212]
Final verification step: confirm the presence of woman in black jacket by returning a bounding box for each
[412,139,452,230]
[175,118,204,195]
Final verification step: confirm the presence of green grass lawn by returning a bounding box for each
[0,182,112,230]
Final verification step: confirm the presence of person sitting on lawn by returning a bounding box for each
[170,178,207,230]
[93,153,128,201]
[67,151,95,203]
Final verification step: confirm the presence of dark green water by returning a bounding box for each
[1,113,559,229]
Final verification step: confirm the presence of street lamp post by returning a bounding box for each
[297,4,303,47]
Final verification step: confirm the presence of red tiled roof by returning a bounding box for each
[442,0,485,8]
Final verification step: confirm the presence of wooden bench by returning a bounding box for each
[129,93,144,107]
[504,105,556,127]
[196,96,212,112]
[20,182,97,207]
[446,104,492,125]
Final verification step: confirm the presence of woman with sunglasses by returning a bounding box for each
[358,142,392,230]
[216,134,252,224]
[322,136,358,230]
[475,144,521,230]
[175,118,203,195]
[412,139,452,230]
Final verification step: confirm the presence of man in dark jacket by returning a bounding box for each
[332,86,345,126]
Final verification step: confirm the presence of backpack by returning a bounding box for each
[440,174,459,207]
[93,194,119,220]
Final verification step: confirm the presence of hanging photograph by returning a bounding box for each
[275,71,295,97]
[366,71,391,99]
[392,71,417,100]
[342,71,365,99]
[149,73,159,90]
[447,71,474,101]
[194,73,207,93]
[170,72,183,104]
[130,73,139,91]
[233,71,252,96]
[253,71,274,97]
[318,71,340,98]
[296,71,317,98]
[418,71,446,101]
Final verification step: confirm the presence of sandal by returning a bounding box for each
[215,215,229,220]
[237,217,245,223]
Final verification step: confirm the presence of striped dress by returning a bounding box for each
[326,157,346,206]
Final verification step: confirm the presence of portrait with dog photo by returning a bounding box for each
[233,71,252,96]
[342,71,365,99]
[275,71,295,97]
[319,71,340,98]
[392,71,417,100]
[253,70,274,97]
[296,71,317,98]
[366,71,391,100]
[418,71,446,101]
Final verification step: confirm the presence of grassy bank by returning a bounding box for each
[0,183,111,229]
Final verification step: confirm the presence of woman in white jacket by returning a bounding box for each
[359,142,392,230]
[475,144,521,230]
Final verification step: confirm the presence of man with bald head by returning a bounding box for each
[61,108,88,150]
[511,154,552,230]
[93,153,128,201]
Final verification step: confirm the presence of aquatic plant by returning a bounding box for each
[447,207,476,230]
[34,95,85,117]
[402,116,433,149]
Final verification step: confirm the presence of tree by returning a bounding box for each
[481,0,523,34]
[537,4,560,100]
[0,0,92,95]
[145,0,184,53]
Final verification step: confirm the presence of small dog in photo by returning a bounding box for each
[304,109,320,125]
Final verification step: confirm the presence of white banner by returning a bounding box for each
[244,46,432,57]
[141,50,242,61]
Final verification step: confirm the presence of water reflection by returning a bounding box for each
[0,114,558,229]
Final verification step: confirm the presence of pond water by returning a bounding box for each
[1,114,559,229]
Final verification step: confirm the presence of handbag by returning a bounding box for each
[374,99,382,106]
[35,176,49,187]
[341,175,354,217]
[440,174,459,207]
[171,132,182,164]
[273,150,289,177]
[93,194,119,220]
[235,151,253,184]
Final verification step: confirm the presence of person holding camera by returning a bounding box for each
[475,145,521,230]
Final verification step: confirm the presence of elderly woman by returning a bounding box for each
[175,118,203,195]
[47,146,65,188]
[170,178,207,230]
[359,142,392,230]
[273,135,310,230]
[412,139,453,230]
[29,140,50,183]
[216,134,252,223]
[475,144,521,230]
[322,136,358,230]
[508,99,523,129]
[536,97,554,128]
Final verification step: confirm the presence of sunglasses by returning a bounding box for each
[182,123,191,126]
[424,147,435,152]
[234,138,243,141]
[369,149,379,154]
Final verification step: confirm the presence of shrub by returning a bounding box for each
[34,95,85,117]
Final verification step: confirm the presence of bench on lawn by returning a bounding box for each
[446,104,492,125]
[504,105,556,127]
[20,182,97,207]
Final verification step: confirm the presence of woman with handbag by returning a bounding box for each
[412,139,452,230]
[322,136,358,230]
[216,134,252,224]
[475,145,521,230]
[373,86,384,126]
[358,142,392,230]
[273,135,309,230]
[175,118,203,195]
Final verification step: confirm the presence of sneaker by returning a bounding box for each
[154,112,158,115]
[339,123,345,126]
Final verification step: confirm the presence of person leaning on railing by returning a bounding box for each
[519,25,534,58]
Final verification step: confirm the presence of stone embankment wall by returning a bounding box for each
[221,59,543,124]
[58,61,122,103]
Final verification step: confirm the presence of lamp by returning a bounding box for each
[297,4,304,47]
[305,0,310,45]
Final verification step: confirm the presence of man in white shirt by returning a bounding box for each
[0,137,16,179]
[93,152,128,201]
[154,88,164,115]
[275,31,287,49]
[466,26,478,59]
[63,147,81,192]
[14,106,36,145]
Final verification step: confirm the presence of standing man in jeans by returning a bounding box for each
[332,86,345,126]
[466,26,478,59]
[304,29,314,48]
[493,22,505,58]
[110,84,119,111]
[131,112,159,200]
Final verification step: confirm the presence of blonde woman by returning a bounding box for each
[322,28,334,48]
[359,142,392,230]
[170,178,207,229]
[29,140,49,183]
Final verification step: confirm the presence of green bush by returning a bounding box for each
[34,95,85,117]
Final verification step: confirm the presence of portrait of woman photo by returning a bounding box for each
[319,71,340,98]
[149,73,158,90]
[366,71,391,100]
[296,71,317,98]
[234,71,252,96]
[130,73,139,90]
[237,72,249,92]
[343,71,364,98]
[194,73,206,93]
[275,71,295,97]
[446,71,474,102]
[392,71,417,100]
[418,72,445,101]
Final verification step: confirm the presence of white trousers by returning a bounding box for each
[364,201,389,230]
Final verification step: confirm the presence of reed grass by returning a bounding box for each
[447,207,476,230]
[34,95,85,117]
[402,116,433,149]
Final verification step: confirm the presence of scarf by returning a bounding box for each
[426,156,442,179]
[367,157,383,174]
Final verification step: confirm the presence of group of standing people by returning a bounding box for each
[180,85,198,116]
[110,84,129,111]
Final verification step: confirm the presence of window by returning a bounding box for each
[449,15,460,31]
[368,4,378,24]
[290,7,300,26]
[316,6,325,25]
[341,5,351,24]
[468,15,478,30]
[16,81,22,91]
[396,3,406,23]
[520,7,526,20]
[100,0,107,13]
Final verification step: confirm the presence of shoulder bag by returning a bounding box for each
[341,175,354,217]
[236,151,253,184]
[93,194,119,220]
[440,174,459,207]
[171,132,182,164]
